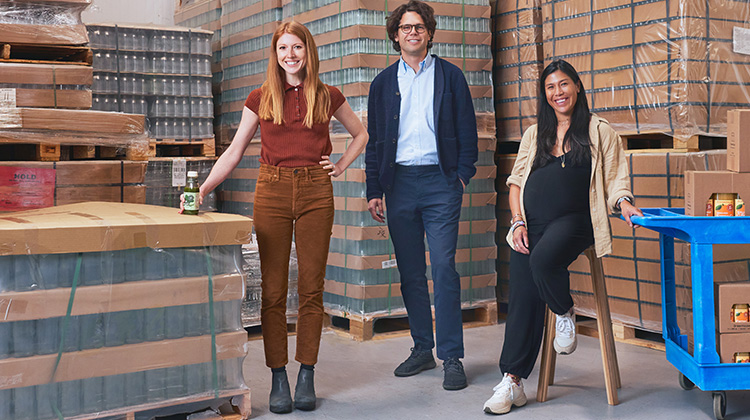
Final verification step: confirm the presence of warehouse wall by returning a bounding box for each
[82,0,175,26]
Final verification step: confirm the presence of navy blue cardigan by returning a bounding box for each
[365,55,478,201]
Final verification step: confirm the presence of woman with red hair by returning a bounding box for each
[185,21,368,413]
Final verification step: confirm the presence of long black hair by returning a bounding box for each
[532,60,592,171]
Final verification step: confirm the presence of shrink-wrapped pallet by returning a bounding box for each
[0,202,252,420]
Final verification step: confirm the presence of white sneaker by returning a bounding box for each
[483,373,527,414]
[554,309,577,355]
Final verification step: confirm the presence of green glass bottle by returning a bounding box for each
[183,171,200,215]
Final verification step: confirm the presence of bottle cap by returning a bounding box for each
[187,171,198,177]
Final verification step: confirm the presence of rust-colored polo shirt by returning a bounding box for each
[244,82,346,167]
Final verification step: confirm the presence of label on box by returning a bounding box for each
[734,26,750,55]
[0,88,16,108]
[0,166,56,211]
[172,158,187,187]
[382,259,397,269]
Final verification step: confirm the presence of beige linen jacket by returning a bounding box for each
[506,115,634,258]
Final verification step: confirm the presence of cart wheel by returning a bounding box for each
[713,391,726,420]
[678,373,695,390]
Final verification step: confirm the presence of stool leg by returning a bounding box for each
[586,249,620,405]
[536,307,557,402]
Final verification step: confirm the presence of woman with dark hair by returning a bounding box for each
[182,21,367,413]
[482,60,642,414]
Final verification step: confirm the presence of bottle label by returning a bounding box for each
[184,192,199,211]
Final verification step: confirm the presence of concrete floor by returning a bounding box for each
[241,322,750,420]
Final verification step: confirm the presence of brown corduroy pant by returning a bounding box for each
[253,163,334,369]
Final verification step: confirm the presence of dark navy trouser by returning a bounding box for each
[385,164,464,360]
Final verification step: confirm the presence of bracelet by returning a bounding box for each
[511,213,524,222]
[510,220,526,233]
[616,196,632,210]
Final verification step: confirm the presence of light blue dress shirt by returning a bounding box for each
[395,54,438,166]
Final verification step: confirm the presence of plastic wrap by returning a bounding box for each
[87,24,215,141]
[0,0,90,46]
[0,63,92,109]
[211,0,494,146]
[241,233,299,327]
[144,158,218,211]
[0,107,150,160]
[0,202,252,420]
[536,0,750,140]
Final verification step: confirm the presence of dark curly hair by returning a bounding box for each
[385,0,436,53]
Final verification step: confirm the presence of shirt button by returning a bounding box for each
[394,115,398,120]
[295,88,298,91]
[390,162,394,167]
[392,138,396,143]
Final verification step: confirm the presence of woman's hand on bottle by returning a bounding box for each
[512,225,530,254]
[320,155,342,177]
[178,192,204,214]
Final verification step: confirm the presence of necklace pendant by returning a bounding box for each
[561,161,565,168]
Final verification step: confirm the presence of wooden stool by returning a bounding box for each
[536,247,621,405]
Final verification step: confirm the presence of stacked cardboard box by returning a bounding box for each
[0,161,147,211]
[540,0,750,139]
[0,202,251,419]
[716,284,750,363]
[0,0,90,46]
[491,0,542,142]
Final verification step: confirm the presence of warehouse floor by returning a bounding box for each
[241,322,750,420]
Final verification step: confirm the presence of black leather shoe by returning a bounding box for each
[269,370,293,414]
[442,357,468,390]
[294,368,316,411]
[394,347,437,377]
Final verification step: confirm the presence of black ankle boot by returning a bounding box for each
[294,368,316,411]
[269,370,292,414]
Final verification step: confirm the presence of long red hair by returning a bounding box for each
[258,21,330,128]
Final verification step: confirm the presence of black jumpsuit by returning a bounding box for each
[499,150,595,378]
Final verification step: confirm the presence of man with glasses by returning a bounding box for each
[365,0,478,391]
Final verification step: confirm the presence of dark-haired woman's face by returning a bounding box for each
[544,70,579,120]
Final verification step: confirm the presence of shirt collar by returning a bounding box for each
[285,81,304,91]
[399,53,434,76]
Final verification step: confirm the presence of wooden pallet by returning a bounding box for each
[150,138,216,158]
[576,316,665,351]
[620,130,726,152]
[62,389,251,420]
[324,300,498,341]
[0,143,148,162]
[0,43,92,66]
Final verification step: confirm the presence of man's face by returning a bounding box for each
[395,11,430,59]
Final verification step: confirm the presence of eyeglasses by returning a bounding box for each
[398,24,427,34]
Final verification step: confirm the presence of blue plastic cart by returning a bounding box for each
[630,208,750,419]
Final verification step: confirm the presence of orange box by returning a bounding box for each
[727,109,750,173]
[684,171,750,216]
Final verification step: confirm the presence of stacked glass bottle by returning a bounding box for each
[88,24,215,140]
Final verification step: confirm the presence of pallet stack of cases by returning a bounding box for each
[86,23,221,212]
[0,202,252,420]
[199,0,498,329]
[0,0,152,211]
[495,0,750,337]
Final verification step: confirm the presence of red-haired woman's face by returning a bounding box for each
[276,33,306,83]
[544,70,579,120]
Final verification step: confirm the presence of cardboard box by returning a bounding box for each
[727,109,750,173]
[684,171,750,216]
[716,283,750,333]
[0,202,252,254]
[719,332,750,363]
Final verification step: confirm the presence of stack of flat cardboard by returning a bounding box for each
[0,202,252,419]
